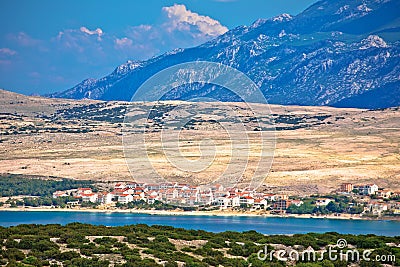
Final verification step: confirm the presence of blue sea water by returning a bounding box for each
[0,211,398,236]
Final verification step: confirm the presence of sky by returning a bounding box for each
[0,0,317,95]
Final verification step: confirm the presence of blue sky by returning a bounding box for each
[0,0,317,95]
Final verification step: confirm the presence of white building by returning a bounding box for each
[315,198,333,206]
[145,184,161,191]
[365,202,388,215]
[97,192,113,204]
[118,194,133,204]
[252,199,268,210]
[52,191,69,198]
[159,183,175,189]
[76,188,92,196]
[82,193,98,203]
[240,196,255,206]
[114,183,126,190]
[216,197,230,208]
[229,196,240,208]
[165,189,179,202]
[376,189,392,199]
[217,196,240,209]
[354,184,379,195]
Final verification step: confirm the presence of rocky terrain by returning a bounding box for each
[1,89,399,195]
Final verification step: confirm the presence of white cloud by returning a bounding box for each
[136,25,152,31]
[55,26,106,54]
[128,25,155,39]
[80,26,104,40]
[162,4,228,37]
[115,4,228,60]
[1,5,230,93]
[114,37,133,49]
[8,32,40,47]
[55,29,85,52]
[0,48,17,56]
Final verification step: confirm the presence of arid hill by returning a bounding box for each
[1,89,399,195]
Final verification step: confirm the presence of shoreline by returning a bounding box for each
[1,207,399,221]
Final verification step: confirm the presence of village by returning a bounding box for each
[51,181,400,217]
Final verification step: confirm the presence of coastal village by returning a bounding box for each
[48,181,400,217]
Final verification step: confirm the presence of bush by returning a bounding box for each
[3,248,25,261]
[32,239,59,252]
[57,251,81,261]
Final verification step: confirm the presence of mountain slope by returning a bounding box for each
[50,0,400,109]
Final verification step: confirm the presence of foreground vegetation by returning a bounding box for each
[0,223,398,266]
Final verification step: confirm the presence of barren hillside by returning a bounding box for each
[1,89,399,194]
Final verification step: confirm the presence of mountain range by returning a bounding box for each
[50,0,400,109]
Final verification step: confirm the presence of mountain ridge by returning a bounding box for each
[50,0,400,109]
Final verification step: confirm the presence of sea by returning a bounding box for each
[0,211,399,236]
